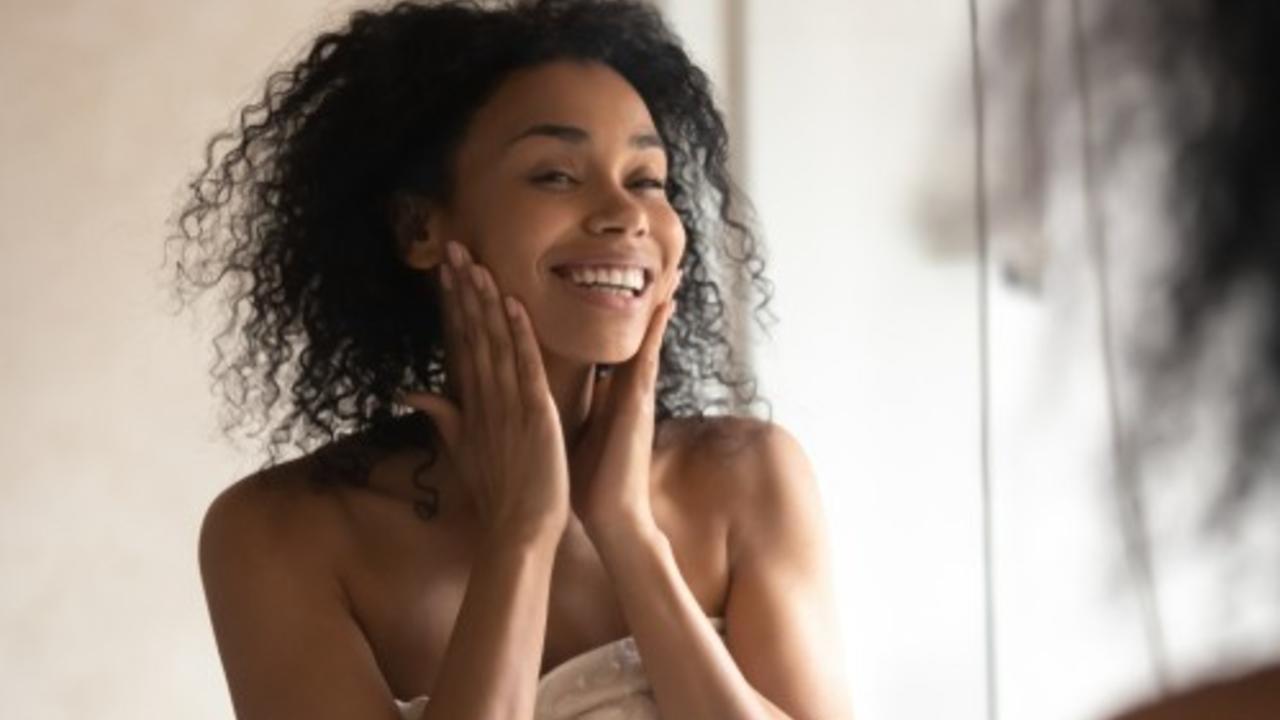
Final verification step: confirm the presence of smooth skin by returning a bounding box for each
[199,60,853,719]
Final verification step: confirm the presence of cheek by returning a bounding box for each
[454,177,556,262]
[469,214,560,294]
[652,205,687,261]
[481,187,575,242]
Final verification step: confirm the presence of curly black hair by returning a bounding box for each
[992,0,1280,525]
[168,0,774,478]
[1135,1,1280,520]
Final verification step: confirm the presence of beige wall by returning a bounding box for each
[0,2,367,716]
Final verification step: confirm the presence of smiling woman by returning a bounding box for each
[399,60,688,366]
[171,1,852,719]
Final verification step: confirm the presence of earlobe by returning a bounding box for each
[404,234,444,271]
[391,193,445,271]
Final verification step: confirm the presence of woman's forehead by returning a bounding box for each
[462,60,660,156]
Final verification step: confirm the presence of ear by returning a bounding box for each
[390,192,446,271]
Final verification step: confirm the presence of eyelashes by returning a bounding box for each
[631,177,666,190]
[530,169,667,192]
[531,170,577,187]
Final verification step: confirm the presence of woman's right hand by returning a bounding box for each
[401,240,570,547]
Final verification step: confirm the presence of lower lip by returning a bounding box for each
[552,272,648,310]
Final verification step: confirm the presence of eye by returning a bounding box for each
[532,170,578,187]
[630,176,667,192]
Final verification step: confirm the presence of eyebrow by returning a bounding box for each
[504,123,665,151]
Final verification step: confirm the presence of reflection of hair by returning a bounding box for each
[168,0,773,472]
[997,0,1280,523]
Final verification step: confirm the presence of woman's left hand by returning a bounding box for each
[569,273,680,537]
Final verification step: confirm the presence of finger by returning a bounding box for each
[441,253,481,426]
[503,295,554,416]
[438,264,469,399]
[470,264,520,422]
[631,300,676,397]
[668,269,684,303]
[399,391,461,451]
[456,251,503,431]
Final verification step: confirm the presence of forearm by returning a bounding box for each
[421,532,557,720]
[593,518,791,720]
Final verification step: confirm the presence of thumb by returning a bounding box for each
[397,391,461,451]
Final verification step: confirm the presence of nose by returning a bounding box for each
[584,185,648,238]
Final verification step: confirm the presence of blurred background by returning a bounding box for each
[2,1,1277,718]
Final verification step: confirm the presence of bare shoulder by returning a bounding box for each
[691,420,853,719]
[198,459,399,718]
[661,416,817,531]
[199,457,349,573]
[659,414,777,471]
[664,415,811,487]
[196,454,366,650]
[668,417,823,565]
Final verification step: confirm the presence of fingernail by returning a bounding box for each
[439,264,453,290]
[470,265,485,290]
[447,242,462,266]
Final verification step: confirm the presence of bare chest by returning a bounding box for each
[334,469,731,702]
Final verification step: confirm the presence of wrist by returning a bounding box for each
[584,510,663,553]
[485,514,567,555]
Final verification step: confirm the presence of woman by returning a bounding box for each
[174,1,853,718]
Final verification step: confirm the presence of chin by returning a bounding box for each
[545,332,644,367]
[575,343,641,366]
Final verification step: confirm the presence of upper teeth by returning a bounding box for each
[563,266,646,292]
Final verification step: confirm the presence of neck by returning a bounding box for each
[539,354,597,449]
[536,352,601,553]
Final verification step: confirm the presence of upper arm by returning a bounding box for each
[722,422,854,720]
[198,477,402,720]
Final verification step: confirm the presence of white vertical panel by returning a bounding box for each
[744,1,986,717]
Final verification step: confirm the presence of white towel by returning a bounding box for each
[396,616,727,720]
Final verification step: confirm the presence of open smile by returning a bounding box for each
[550,265,654,311]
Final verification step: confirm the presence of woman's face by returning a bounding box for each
[431,60,686,365]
